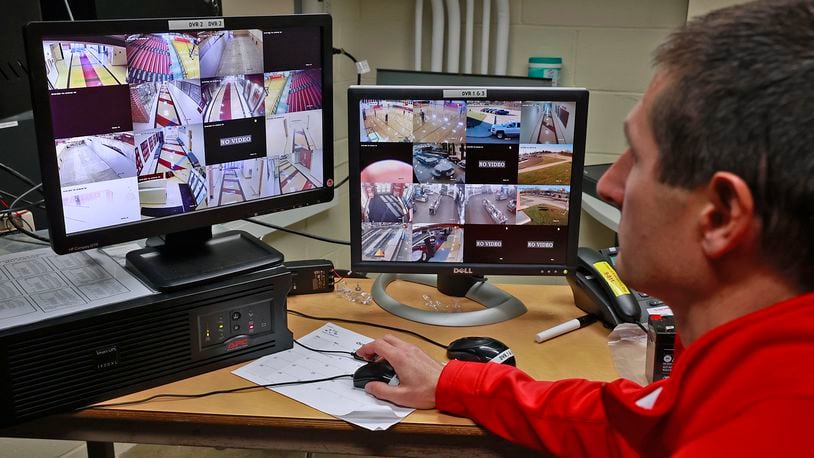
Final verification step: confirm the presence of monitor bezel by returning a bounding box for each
[24,14,334,254]
[348,85,588,276]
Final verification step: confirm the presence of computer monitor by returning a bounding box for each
[24,15,333,290]
[348,86,588,325]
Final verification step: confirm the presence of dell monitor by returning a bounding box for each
[24,14,333,290]
[348,86,588,325]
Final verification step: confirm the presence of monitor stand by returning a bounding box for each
[125,226,284,291]
[371,273,527,326]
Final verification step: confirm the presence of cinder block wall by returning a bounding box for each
[263,0,689,269]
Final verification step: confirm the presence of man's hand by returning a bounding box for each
[355,334,444,409]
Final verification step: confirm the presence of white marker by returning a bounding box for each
[535,314,598,343]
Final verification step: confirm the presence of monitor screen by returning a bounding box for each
[24,15,333,255]
[348,86,588,277]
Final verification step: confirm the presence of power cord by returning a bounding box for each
[8,184,50,243]
[242,217,350,246]
[0,162,45,193]
[0,189,45,209]
[88,338,373,409]
[334,175,349,189]
[333,47,364,85]
[287,309,449,349]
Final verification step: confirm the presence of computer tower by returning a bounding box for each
[0,266,292,427]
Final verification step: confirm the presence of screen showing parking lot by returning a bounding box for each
[354,92,584,269]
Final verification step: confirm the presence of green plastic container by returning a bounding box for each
[528,57,562,86]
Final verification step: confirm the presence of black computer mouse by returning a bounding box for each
[446,336,516,366]
[353,360,399,388]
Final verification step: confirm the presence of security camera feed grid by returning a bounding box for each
[40,25,326,234]
[357,96,578,264]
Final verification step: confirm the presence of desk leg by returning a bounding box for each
[86,441,115,458]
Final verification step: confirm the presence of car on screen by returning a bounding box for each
[431,161,455,178]
[416,154,440,166]
[490,121,520,139]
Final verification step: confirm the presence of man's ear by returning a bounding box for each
[699,172,757,258]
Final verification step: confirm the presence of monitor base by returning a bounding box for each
[126,228,284,291]
[371,273,527,326]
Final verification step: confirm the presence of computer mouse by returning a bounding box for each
[446,336,516,366]
[352,360,400,388]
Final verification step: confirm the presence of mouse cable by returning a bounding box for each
[87,373,353,410]
[287,309,448,349]
[294,339,366,361]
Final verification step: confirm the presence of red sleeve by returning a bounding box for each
[436,360,642,457]
[673,399,814,457]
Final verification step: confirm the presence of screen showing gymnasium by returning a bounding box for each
[37,21,328,235]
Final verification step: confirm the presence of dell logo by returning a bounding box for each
[453,267,474,274]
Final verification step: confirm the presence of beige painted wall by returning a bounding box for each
[687,0,750,18]
[259,0,690,272]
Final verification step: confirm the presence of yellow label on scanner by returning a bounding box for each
[592,261,631,297]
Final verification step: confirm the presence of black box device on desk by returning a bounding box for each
[0,266,292,427]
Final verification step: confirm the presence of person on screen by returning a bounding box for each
[356,1,814,455]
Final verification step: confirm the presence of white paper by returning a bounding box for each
[0,247,155,331]
[232,323,415,430]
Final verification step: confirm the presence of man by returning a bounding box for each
[356,1,814,455]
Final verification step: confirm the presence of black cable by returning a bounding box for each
[0,199,46,215]
[243,217,350,246]
[334,175,349,189]
[0,233,50,245]
[0,189,45,208]
[333,47,362,85]
[87,373,353,409]
[8,185,50,243]
[0,163,44,194]
[294,339,365,360]
[287,309,449,350]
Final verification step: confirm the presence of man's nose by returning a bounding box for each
[596,152,629,209]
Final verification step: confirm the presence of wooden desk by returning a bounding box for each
[1,279,618,457]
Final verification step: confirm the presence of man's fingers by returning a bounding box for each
[364,381,403,404]
[356,338,399,361]
[381,334,410,347]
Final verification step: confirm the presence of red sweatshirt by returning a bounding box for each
[436,292,814,457]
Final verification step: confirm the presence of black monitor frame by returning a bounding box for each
[348,85,588,278]
[24,14,334,255]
